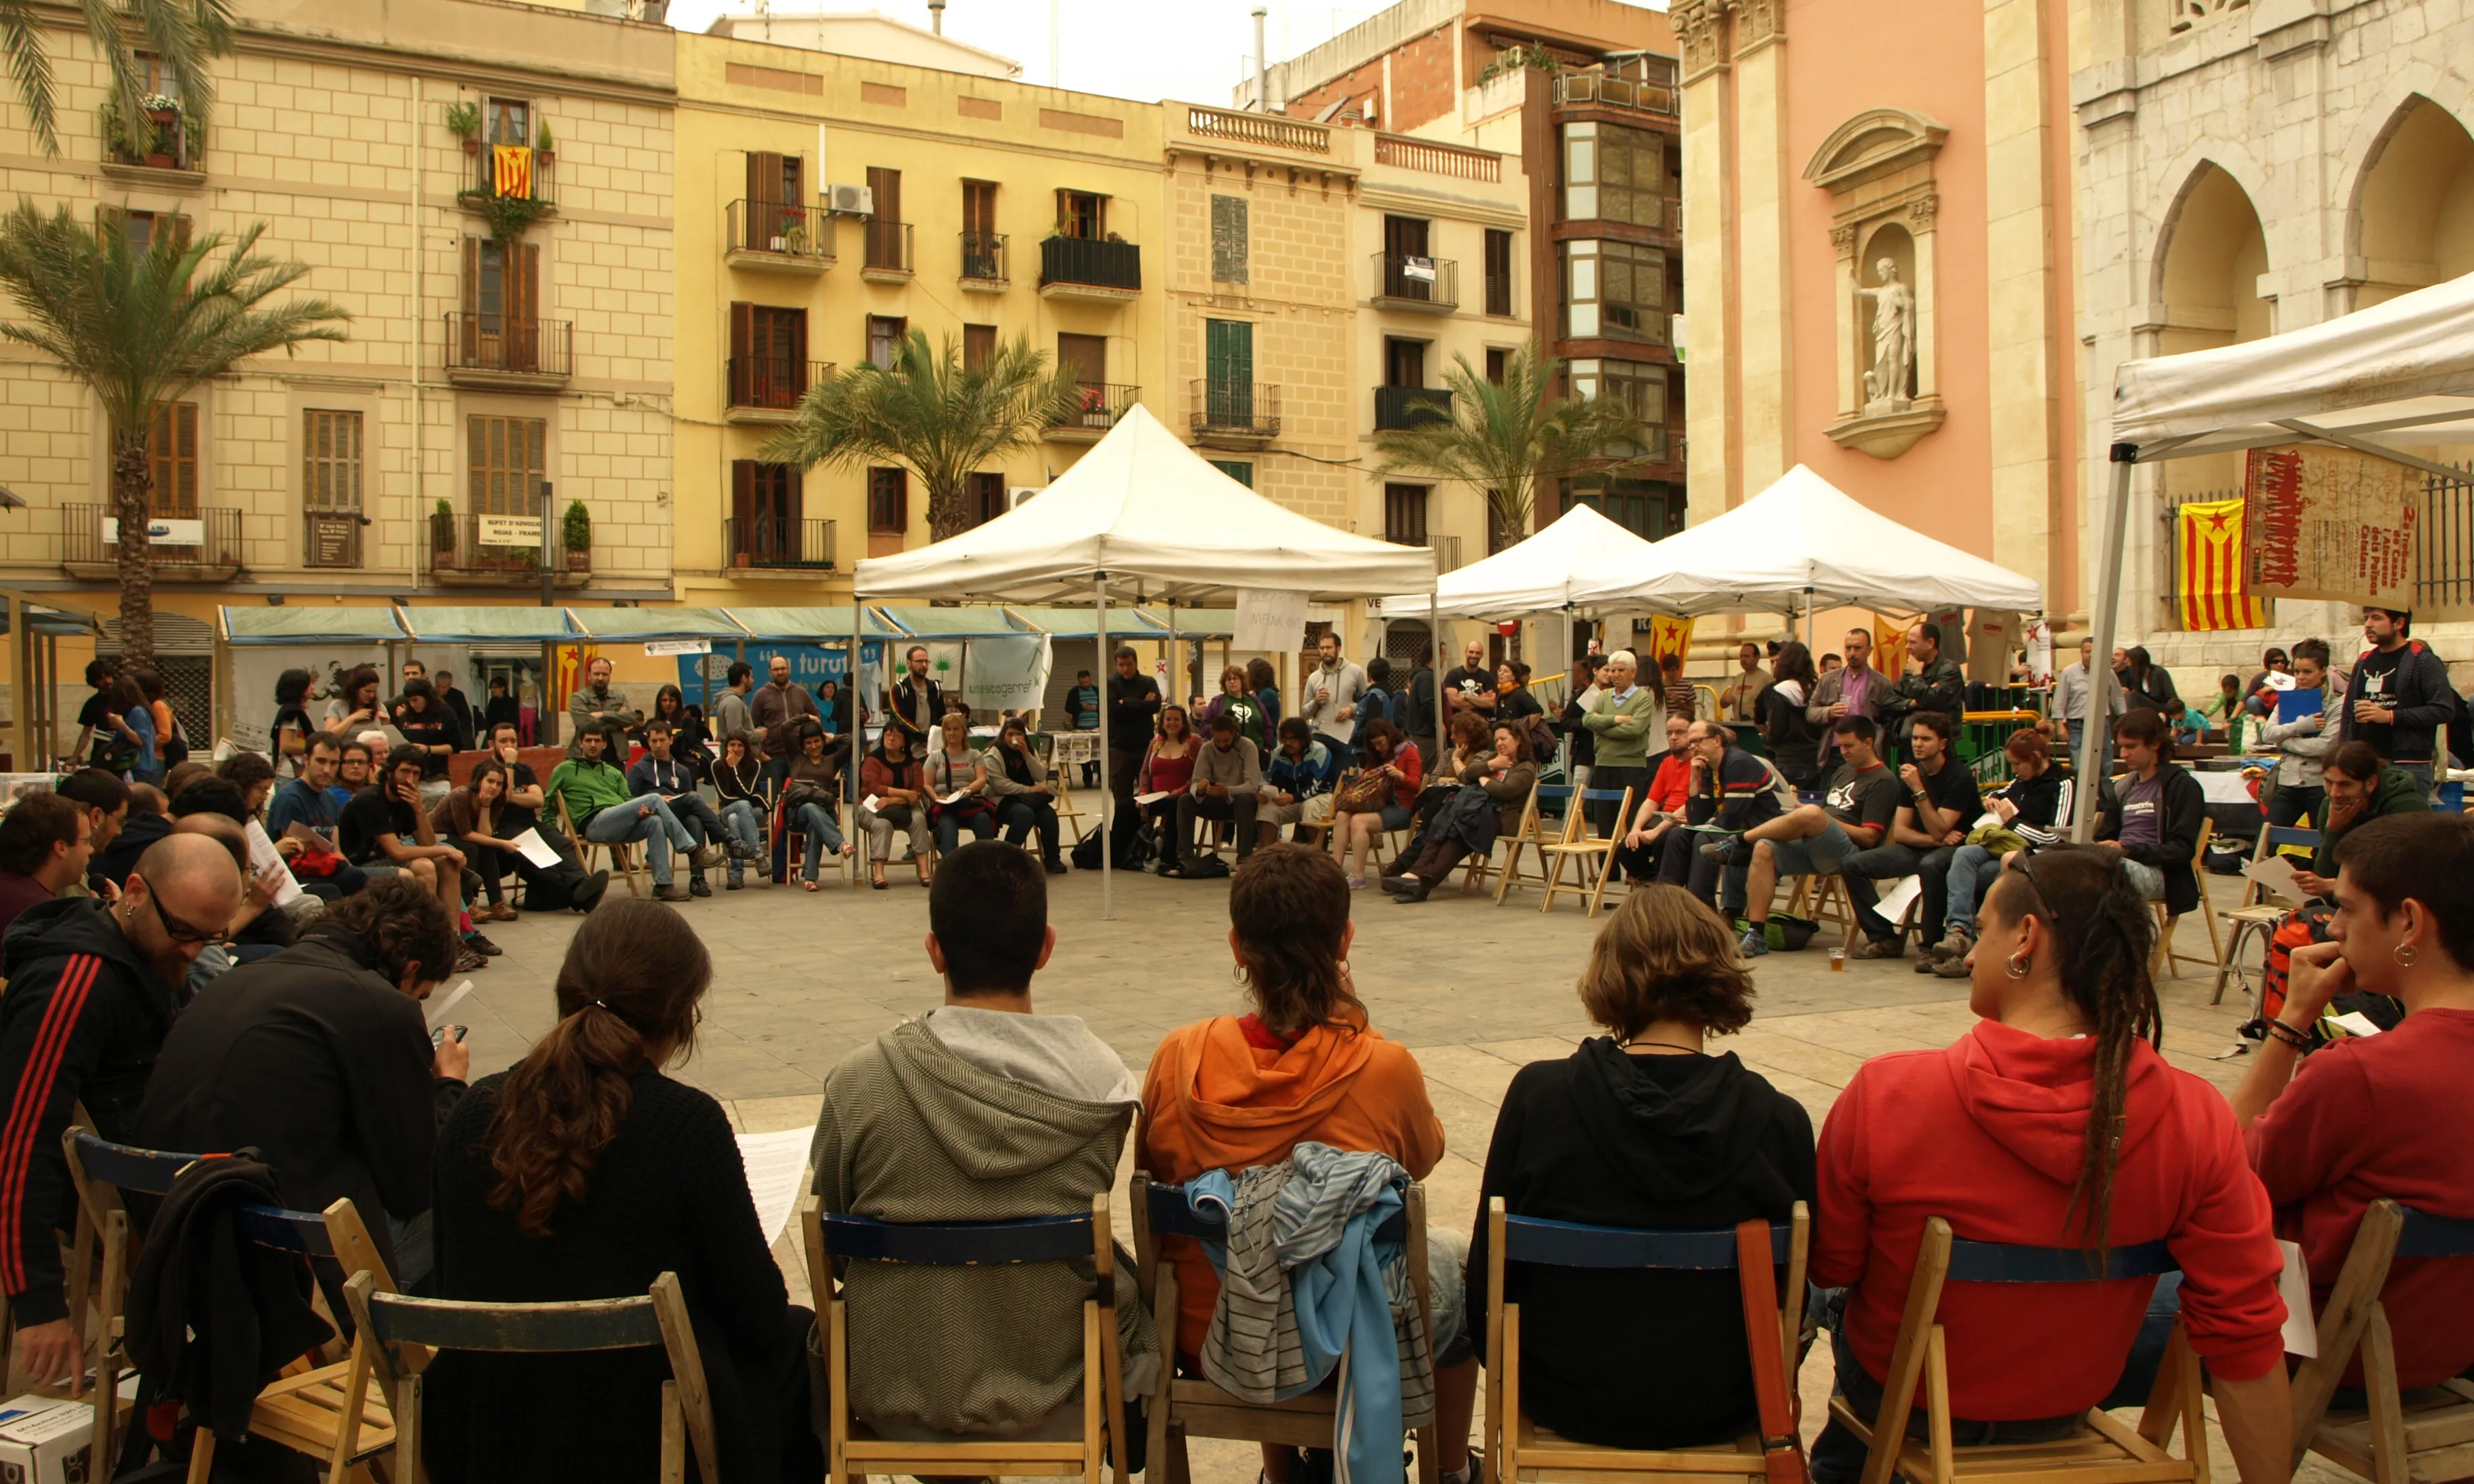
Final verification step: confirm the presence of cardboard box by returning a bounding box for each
[0,1394,92,1484]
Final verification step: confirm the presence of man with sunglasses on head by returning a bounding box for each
[0,834,244,1389]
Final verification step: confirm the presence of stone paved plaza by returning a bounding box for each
[450,859,2340,1481]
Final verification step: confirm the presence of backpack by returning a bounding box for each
[2246,897,2402,1048]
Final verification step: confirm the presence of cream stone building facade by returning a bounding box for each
[2074,0,2474,675]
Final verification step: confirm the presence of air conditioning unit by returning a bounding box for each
[1008,486,1043,511]
[826,183,874,216]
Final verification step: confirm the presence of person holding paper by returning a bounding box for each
[2252,638,2340,832]
[1131,705,1198,858]
[710,733,771,891]
[2287,742,2429,900]
[627,721,732,899]
[857,724,932,890]
[136,877,467,1289]
[1922,728,2075,979]
[923,711,997,857]
[2229,813,2474,1395]
[1838,710,1983,958]
[470,723,604,914]
[807,841,1156,1441]
[431,761,527,922]
[2337,607,2454,796]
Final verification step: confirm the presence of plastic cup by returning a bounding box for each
[1830,948,1847,973]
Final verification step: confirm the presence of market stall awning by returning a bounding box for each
[393,605,582,643]
[220,606,406,645]
[720,606,906,642]
[566,606,751,643]
[874,604,1035,640]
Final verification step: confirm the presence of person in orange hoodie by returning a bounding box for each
[1808,847,2292,1484]
[1138,844,1474,1484]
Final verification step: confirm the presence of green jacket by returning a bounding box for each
[1582,685,1660,770]
[2311,765,2430,877]
[545,756,633,825]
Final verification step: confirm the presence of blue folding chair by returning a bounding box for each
[2289,1199,2474,1484]
[2212,824,2321,1006]
[801,1192,1129,1483]
[1129,1170,1438,1484]
[1830,1217,2204,1484]
[1485,1198,1809,1484]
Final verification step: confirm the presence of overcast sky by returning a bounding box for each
[666,0,1664,106]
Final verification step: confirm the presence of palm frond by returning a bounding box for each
[0,0,59,154]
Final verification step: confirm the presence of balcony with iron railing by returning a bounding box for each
[725,200,834,273]
[61,505,244,578]
[427,511,586,587]
[460,144,556,213]
[725,515,837,571]
[1374,386,1456,432]
[862,220,913,281]
[1190,380,1281,444]
[443,313,572,391]
[100,100,202,179]
[1048,382,1140,443]
[726,357,832,423]
[1371,253,1458,314]
[1039,235,1142,302]
[959,230,1009,290]
[1385,531,1463,573]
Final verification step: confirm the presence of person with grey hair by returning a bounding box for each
[1581,649,1660,836]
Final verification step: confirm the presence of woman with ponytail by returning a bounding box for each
[1807,848,2292,1484]
[426,898,822,1484]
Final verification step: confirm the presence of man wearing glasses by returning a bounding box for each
[0,834,244,1390]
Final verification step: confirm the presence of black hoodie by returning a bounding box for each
[1465,1039,1815,1449]
[0,896,180,1324]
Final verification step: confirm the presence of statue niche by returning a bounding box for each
[1804,107,1946,459]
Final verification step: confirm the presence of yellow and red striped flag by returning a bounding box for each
[2178,496,2269,631]
[492,143,533,199]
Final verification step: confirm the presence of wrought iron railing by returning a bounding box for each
[467,144,555,206]
[1371,253,1458,309]
[444,314,573,378]
[863,219,912,273]
[62,505,243,568]
[959,229,1008,282]
[1375,386,1456,431]
[1191,380,1281,437]
[727,357,831,411]
[725,516,836,570]
[1040,235,1142,291]
[726,199,834,263]
[429,511,563,580]
[1055,382,1140,435]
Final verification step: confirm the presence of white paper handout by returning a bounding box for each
[2243,851,2308,905]
[425,980,474,1034]
[737,1127,814,1248]
[1134,790,1173,806]
[2330,1011,2385,1038]
[243,819,306,909]
[1874,875,1925,925]
[862,794,881,813]
[509,827,563,869]
[936,789,969,805]
[2279,1239,2319,1356]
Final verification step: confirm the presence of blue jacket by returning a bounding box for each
[1262,739,1338,801]
[266,777,339,839]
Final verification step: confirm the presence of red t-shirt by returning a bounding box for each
[1815,1021,2284,1419]
[2245,1007,2474,1387]
[1648,751,1693,813]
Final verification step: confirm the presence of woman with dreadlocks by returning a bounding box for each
[1804,847,2294,1484]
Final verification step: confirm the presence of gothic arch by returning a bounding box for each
[2344,93,2474,307]
[2150,161,2270,497]
[2141,144,2271,313]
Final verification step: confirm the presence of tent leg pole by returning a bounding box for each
[851,598,864,887]
[2074,447,2137,841]
[1093,575,1113,922]
[1428,594,1440,774]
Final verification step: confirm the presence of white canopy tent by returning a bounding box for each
[1565,463,2046,618]
[1374,502,1663,621]
[853,404,1436,914]
[2087,269,2474,833]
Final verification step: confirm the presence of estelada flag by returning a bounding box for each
[2178,496,2269,631]
[492,144,533,199]
[1871,618,1908,680]
[1643,614,1693,670]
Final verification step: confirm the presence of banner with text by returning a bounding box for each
[2241,444,2418,609]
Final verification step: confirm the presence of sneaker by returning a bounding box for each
[689,878,712,898]
[1700,834,1741,865]
[1932,954,1975,980]
[654,884,691,902]
[726,872,746,891]
[465,933,503,958]
[454,945,488,973]
[1737,926,1770,958]
[1930,931,1975,962]
[1347,875,1367,890]
[1849,938,1905,960]
[691,842,729,870]
[574,870,611,913]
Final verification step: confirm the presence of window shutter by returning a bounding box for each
[461,238,480,361]
[170,214,193,252]
[731,459,754,528]
[784,463,803,524]
[746,150,781,203]
[789,308,807,373]
[730,302,754,404]
[1210,196,1248,284]
[517,242,540,324]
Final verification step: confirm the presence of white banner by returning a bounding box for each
[2022,618,2055,688]
[100,517,203,546]
[962,635,1053,714]
[1233,587,1309,654]
[477,515,543,548]
[643,638,710,657]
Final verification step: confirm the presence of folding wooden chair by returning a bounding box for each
[1487,1198,1809,1484]
[560,794,645,896]
[343,1270,717,1484]
[1129,1170,1442,1484]
[800,1193,1129,1484]
[1492,782,1560,904]
[2287,1199,2474,1484]
[2211,825,2320,1006]
[1830,1217,2208,1484]
[2154,819,2219,981]
[1539,786,1633,916]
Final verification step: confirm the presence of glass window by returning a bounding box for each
[1212,195,1248,283]
[303,410,362,511]
[868,315,906,370]
[868,467,908,532]
[467,415,547,515]
[1562,121,1669,228]
[1567,359,1669,461]
[148,401,199,515]
[1563,240,1666,343]
[1207,459,1252,487]
[486,98,530,147]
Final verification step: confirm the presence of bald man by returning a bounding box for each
[0,834,242,1386]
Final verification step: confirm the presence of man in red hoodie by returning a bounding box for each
[2233,812,2474,1390]
[1810,847,2290,1484]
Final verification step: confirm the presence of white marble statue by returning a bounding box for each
[1855,256,1916,411]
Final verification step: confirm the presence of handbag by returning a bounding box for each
[1332,768,1387,813]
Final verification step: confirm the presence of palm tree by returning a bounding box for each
[0,205,347,664]
[2,0,234,157]
[1374,338,1653,553]
[762,328,1083,542]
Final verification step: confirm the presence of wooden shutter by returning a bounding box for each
[731,458,754,531]
[460,237,480,361]
[729,302,753,404]
[746,150,782,203]
[963,324,996,371]
[1210,196,1248,283]
[1056,333,1105,386]
[513,242,541,371]
[169,214,192,252]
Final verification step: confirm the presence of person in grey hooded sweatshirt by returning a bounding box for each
[807,840,1159,1441]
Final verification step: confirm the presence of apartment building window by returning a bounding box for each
[1562,121,1671,229]
[967,471,1007,528]
[865,166,905,269]
[867,467,908,533]
[963,323,997,371]
[731,460,803,561]
[1486,348,1510,385]
[1211,195,1249,283]
[303,410,364,568]
[1207,459,1253,488]
[747,150,803,205]
[1384,338,1427,389]
[1057,332,1106,389]
[149,401,199,515]
[1056,189,1106,239]
[467,414,547,514]
[1383,484,1430,545]
[1564,239,1666,342]
[115,208,191,256]
[1484,229,1514,316]
[868,315,907,370]
[729,302,807,407]
[486,98,530,149]
[1568,358,1669,459]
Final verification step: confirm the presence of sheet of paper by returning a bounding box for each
[508,827,562,869]
[737,1127,814,1249]
[424,980,473,1034]
[2243,851,2308,904]
[935,789,968,805]
[243,819,306,909]
[281,819,339,856]
[2279,1240,2319,1356]
[862,794,881,812]
[1134,790,1172,806]
[1875,875,1924,924]
[2330,1011,2385,1038]
[2264,671,2298,692]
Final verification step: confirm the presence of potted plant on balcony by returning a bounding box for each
[562,500,592,573]
[446,101,482,155]
[431,499,457,570]
[533,117,556,162]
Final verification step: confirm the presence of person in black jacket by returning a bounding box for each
[0,835,243,1386]
[92,782,171,890]
[427,898,821,1484]
[2338,608,2456,794]
[1465,883,1815,1449]
[2093,707,2206,918]
[136,877,465,1287]
[1104,645,1161,823]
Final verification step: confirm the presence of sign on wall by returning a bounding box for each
[2241,444,2418,609]
[477,515,543,548]
[100,517,204,546]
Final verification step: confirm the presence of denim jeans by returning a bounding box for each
[583,794,695,885]
[721,797,765,855]
[1945,843,2004,939]
[999,796,1062,860]
[794,802,847,881]
[661,792,726,882]
[933,804,995,855]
